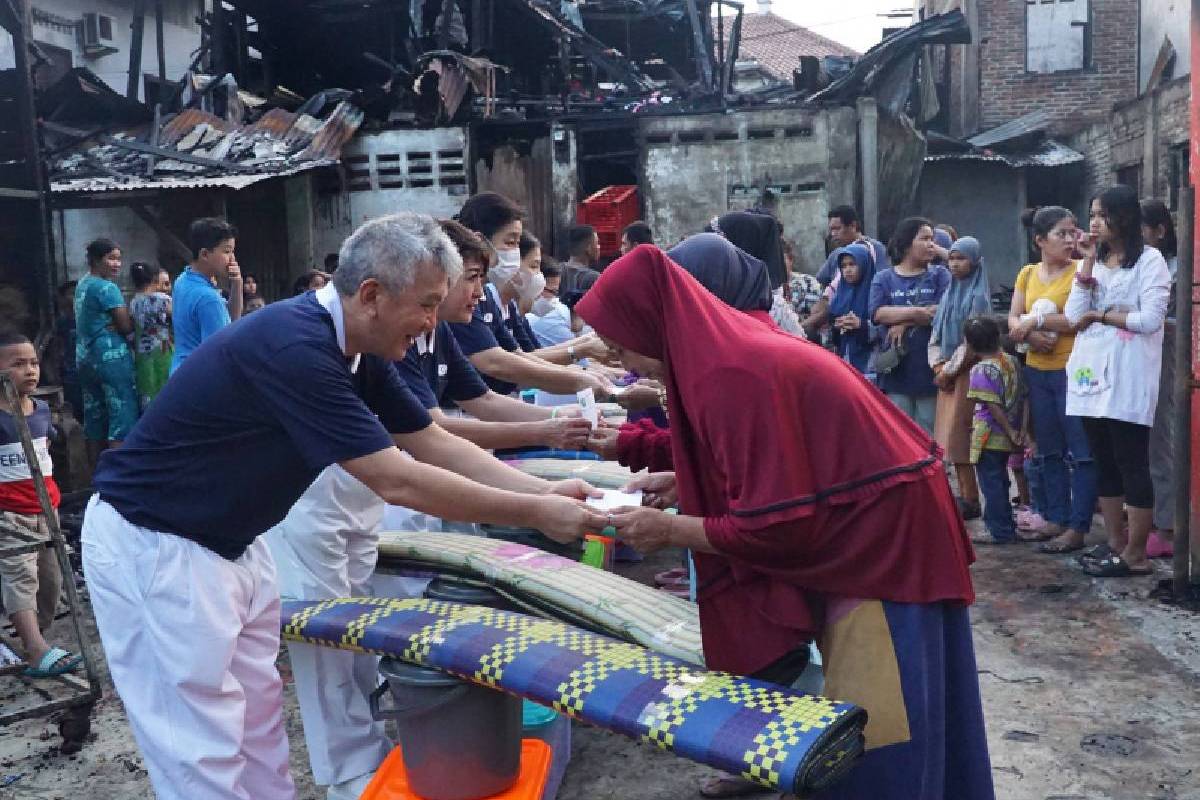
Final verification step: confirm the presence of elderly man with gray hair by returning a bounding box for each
[81,212,608,800]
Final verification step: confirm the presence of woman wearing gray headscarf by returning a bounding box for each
[929,236,993,519]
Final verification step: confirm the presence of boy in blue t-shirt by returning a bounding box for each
[0,333,80,677]
[171,217,242,373]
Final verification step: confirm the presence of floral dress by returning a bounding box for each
[130,291,173,410]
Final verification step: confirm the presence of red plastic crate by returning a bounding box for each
[577,185,639,257]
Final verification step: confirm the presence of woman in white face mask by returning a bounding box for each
[449,192,615,398]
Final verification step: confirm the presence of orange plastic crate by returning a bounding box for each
[360,739,552,800]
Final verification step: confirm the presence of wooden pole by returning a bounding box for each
[127,0,147,100]
[155,0,167,84]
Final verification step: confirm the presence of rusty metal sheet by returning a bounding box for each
[159,109,231,147]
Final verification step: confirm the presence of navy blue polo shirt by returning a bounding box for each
[505,299,540,353]
[448,284,520,395]
[93,291,432,560]
[396,322,489,409]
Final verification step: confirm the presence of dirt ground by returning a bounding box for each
[2,514,1198,800]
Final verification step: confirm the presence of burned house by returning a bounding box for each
[3,0,970,328]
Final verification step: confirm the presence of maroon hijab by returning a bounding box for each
[578,247,975,673]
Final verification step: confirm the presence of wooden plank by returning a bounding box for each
[0,186,40,199]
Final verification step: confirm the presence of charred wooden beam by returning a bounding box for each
[127,0,147,100]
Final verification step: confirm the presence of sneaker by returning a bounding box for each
[1016,506,1046,532]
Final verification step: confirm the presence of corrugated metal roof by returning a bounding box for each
[925,139,1084,168]
[49,95,363,195]
[966,110,1052,148]
[50,160,333,194]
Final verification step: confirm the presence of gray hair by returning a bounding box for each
[334,212,463,296]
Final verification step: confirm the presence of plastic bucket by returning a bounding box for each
[371,658,522,800]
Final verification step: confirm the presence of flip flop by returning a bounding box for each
[1017,529,1055,543]
[1076,543,1114,564]
[1081,554,1153,578]
[23,647,82,678]
[1038,538,1085,554]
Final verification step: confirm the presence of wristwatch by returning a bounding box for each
[568,344,576,361]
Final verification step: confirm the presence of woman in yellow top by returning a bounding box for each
[1007,207,1099,554]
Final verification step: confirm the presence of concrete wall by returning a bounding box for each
[916,159,1026,289]
[0,0,202,102]
[52,206,162,289]
[637,106,858,275]
[310,127,470,266]
[1139,0,1191,90]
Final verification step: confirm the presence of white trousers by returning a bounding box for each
[81,496,295,800]
[264,466,396,788]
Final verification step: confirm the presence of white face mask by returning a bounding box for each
[519,270,547,303]
[531,296,557,316]
[495,247,521,268]
[488,263,519,289]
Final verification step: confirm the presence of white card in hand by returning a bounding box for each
[586,489,643,512]
[576,387,599,427]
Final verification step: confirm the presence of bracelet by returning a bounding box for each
[567,344,576,361]
[550,408,558,419]
[1101,309,1109,325]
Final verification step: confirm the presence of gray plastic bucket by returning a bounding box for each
[371,657,521,800]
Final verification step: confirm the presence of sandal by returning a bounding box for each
[1076,543,1114,564]
[1038,536,1085,554]
[23,646,82,678]
[957,498,982,521]
[971,532,1015,545]
[1081,554,1153,578]
[1017,528,1055,543]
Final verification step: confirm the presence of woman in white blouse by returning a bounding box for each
[1064,185,1172,577]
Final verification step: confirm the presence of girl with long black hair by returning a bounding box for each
[1065,185,1172,576]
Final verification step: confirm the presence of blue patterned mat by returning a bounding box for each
[282,597,865,795]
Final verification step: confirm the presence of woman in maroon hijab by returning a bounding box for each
[581,246,994,800]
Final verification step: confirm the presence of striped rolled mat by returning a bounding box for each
[282,597,866,796]
[501,458,639,489]
[377,531,703,665]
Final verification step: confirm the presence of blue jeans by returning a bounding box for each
[975,449,1016,542]
[886,393,937,436]
[1025,453,1047,515]
[1024,366,1097,532]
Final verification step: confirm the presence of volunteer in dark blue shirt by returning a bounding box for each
[398,222,592,451]
[79,213,607,800]
[449,193,614,398]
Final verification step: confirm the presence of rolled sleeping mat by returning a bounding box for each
[377,531,703,665]
[282,598,866,796]
[501,458,639,489]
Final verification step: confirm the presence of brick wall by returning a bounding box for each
[978,0,1139,135]
[1067,76,1191,210]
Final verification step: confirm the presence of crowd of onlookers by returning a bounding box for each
[30,184,1186,586]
